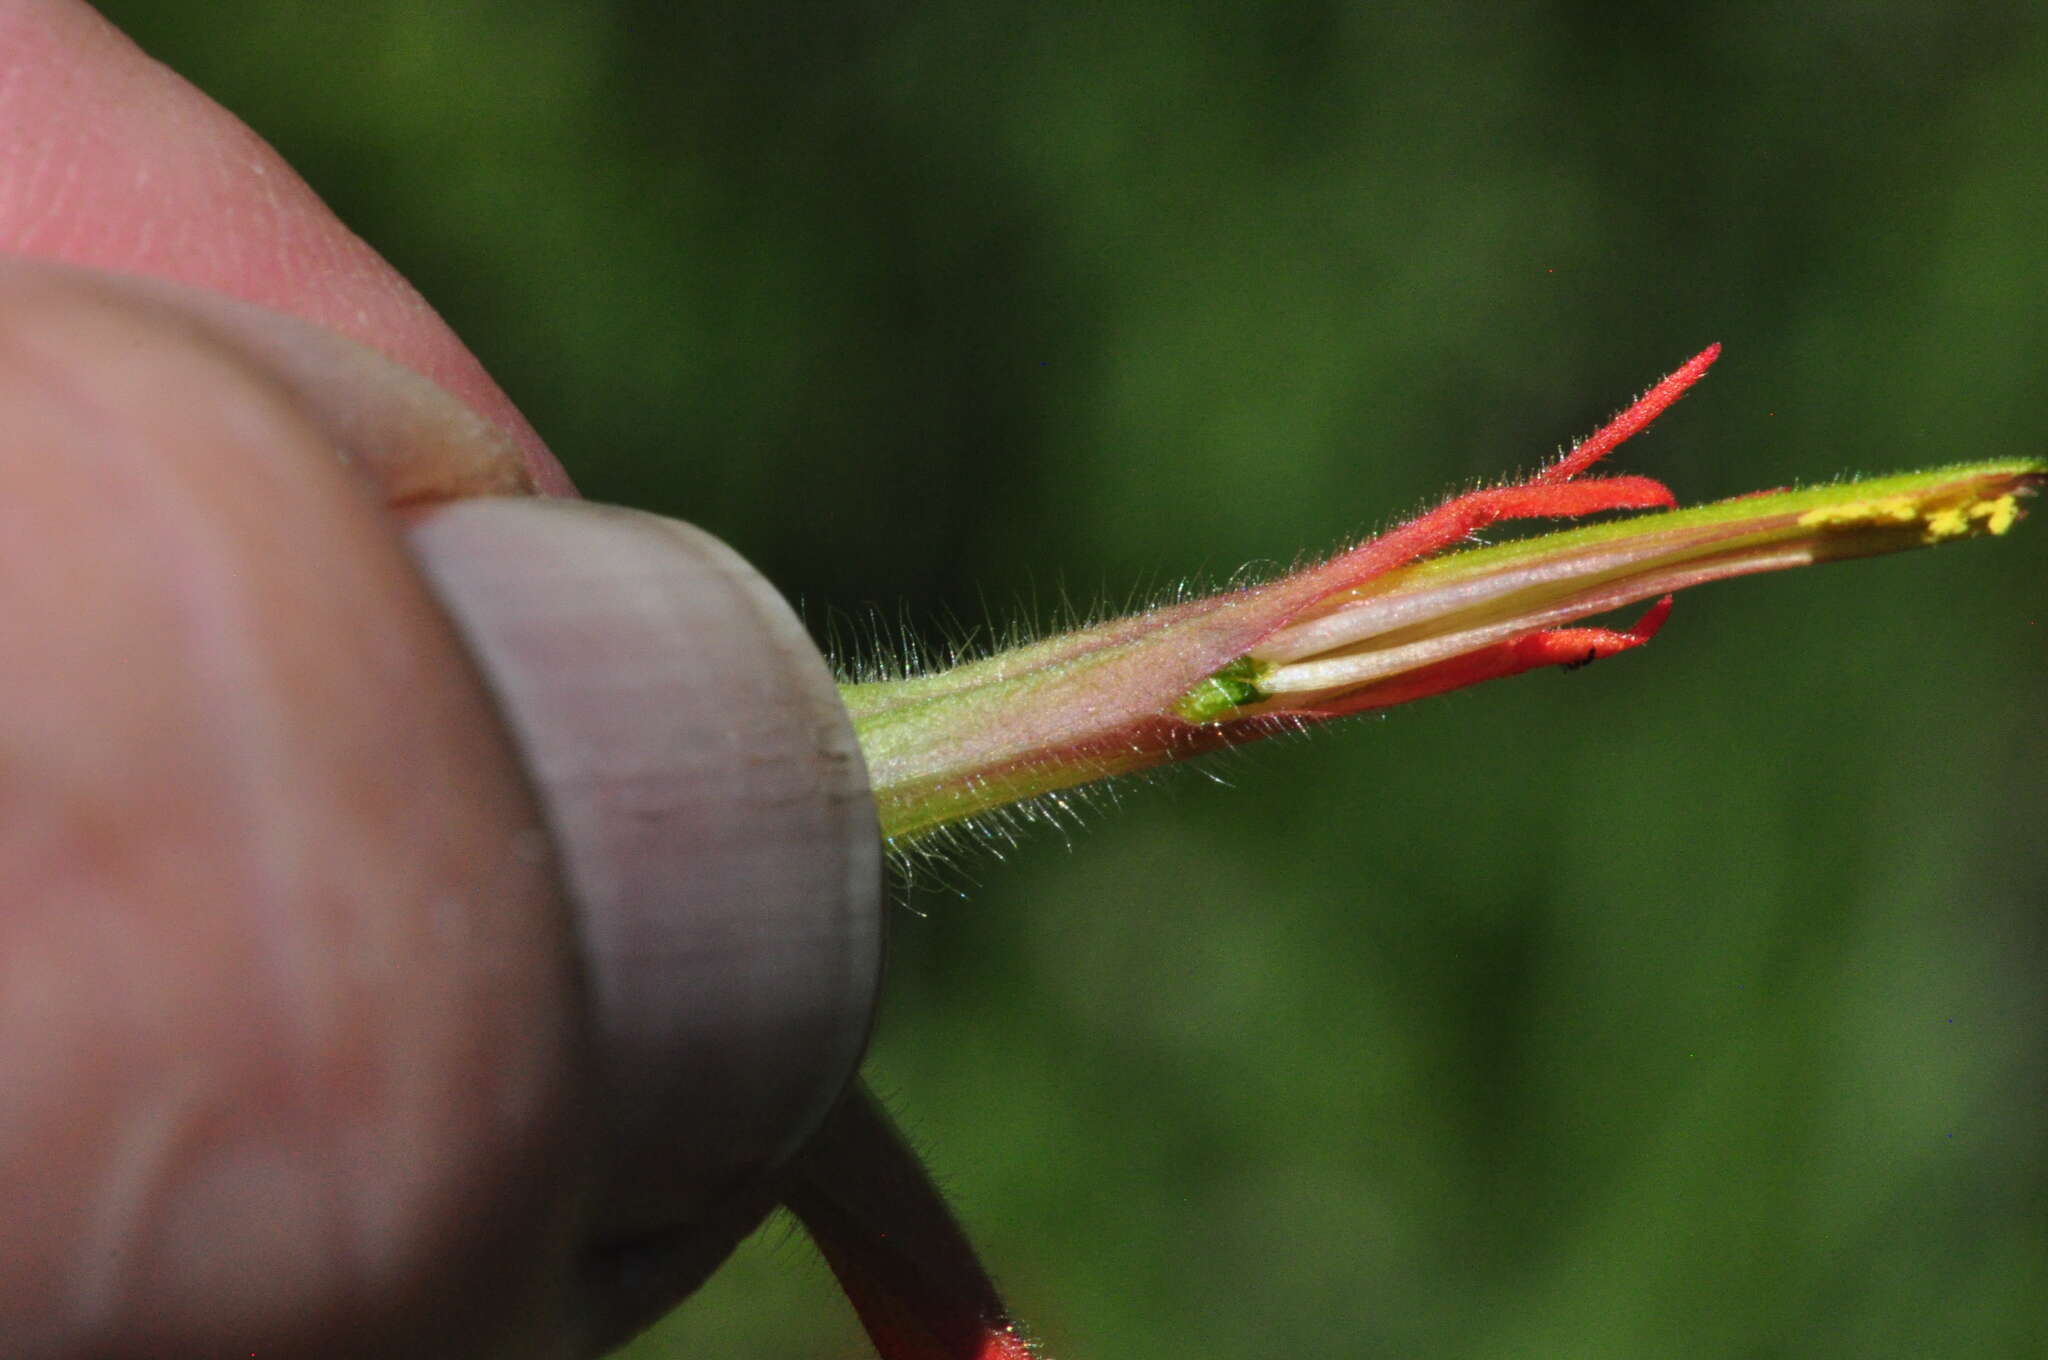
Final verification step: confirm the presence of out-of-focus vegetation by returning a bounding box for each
[99,3,2046,1356]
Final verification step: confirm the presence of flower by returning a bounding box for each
[841,346,2041,850]
[798,348,2041,1360]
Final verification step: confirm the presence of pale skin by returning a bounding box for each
[0,2,879,1356]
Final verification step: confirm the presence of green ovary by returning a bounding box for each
[1171,657,1269,723]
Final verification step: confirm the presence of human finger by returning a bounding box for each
[0,264,881,1357]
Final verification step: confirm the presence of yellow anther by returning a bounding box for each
[1979,494,2020,535]
[1796,495,1919,529]
[1921,494,2020,543]
[1923,507,1970,541]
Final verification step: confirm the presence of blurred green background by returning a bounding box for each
[99,3,2045,1356]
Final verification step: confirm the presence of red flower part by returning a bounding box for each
[788,1083,1037,1360]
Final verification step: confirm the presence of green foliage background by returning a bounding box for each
[100,3,2045,1355]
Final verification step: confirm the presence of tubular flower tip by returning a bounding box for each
[841,347,2043,847]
